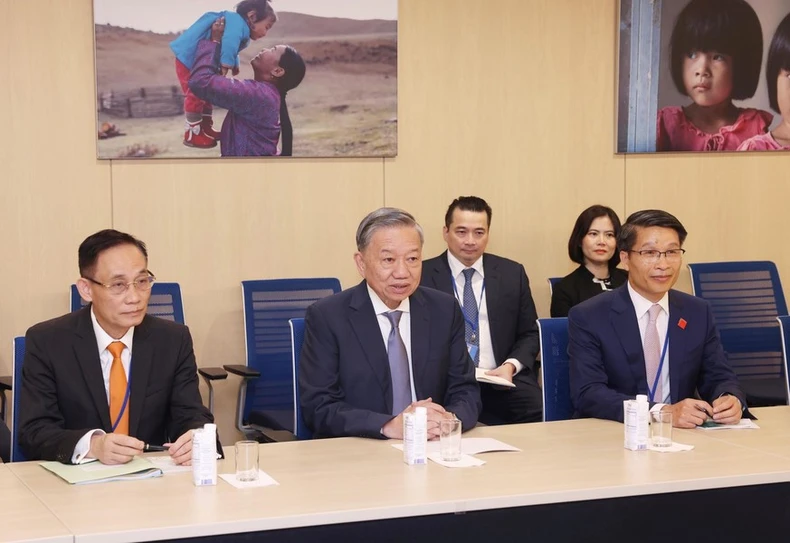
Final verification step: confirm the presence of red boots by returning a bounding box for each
[183,119,217,149]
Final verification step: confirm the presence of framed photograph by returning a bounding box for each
[617,0,790,153]
[93,0,398,159]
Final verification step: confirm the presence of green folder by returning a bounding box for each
[40,456,163,485]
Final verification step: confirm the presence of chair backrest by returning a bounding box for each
[70,282,186,324]
[688,261,788,382]
[776,316,790,403]
[537,317,572,422]
[547,277,562,295]
[11,336,26,462]
[240,278,341,433]
[289,318,312,440]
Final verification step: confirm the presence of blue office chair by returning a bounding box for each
[70,281,226,413]
[547,277,563,295]
[11,336,26,462]
[688,261,788,407]
[224,278,341,441]
[537,318,572,422]
[776,316,790,405]
[289,318,312,440]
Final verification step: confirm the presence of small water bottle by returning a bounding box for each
[192,423,218,486]
[403,406,428,465]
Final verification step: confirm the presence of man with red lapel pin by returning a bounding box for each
[568,210,746,428]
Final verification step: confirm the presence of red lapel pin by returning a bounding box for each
[678,318,687,330]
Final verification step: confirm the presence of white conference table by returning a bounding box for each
[0,464,72,543]
[6,407,790,543]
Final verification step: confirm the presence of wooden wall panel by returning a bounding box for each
[0,0,111,378]
[386,0,626,317]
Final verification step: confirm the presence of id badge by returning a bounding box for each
[467,343,479,361]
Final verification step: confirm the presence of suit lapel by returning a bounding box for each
[668,291,686,404]
[429,251,455,295]
[481,254,501,360]
[610,286,650,395]
[409,288,431,397]
[73,307,113,430]
[348,282,392,405]
[129,316,155,436]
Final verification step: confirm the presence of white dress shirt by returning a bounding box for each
[627,283,671,408]
[367,285,417,404]
[72,308,135,463]
[446,252,523,374]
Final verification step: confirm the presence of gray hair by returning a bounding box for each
[356,207,425,251]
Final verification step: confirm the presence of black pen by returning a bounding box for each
[144,443,170,452]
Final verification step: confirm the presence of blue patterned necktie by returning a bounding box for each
[384,310,411,415]
[462,268,480,365]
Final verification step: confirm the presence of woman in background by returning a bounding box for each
[551,205,628,317]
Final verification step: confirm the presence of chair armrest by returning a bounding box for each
[0,376,11,392]
[223,365,261,379]
[198,367,228,381]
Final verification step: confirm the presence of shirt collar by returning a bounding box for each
[627,282,669,320]
[446,251,484,279]
[366,284,410,315]
[90,306,135,353]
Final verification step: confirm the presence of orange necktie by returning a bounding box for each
[108,341,129,435]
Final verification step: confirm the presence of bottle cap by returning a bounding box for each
[636,394,648,403]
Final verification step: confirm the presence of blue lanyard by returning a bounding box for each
[648,328,670,403]
[111,359,132,433]
[450,272,485,332]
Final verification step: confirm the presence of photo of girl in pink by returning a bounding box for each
[656,0,772,151]
[738,12,790,151]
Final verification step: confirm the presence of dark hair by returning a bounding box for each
[618,210,688,253]
[766,13,790,113]
[275,47,306,156]
[78,229,148,277]
[669,0,763,100]
[444,196,493,228]
[235,0,276,23]
[567,205,622,267]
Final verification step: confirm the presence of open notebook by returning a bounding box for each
[475,368,516,388]
[41,456,163,485]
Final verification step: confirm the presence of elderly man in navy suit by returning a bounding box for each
[569,209,745,427]
[299,208,481,439]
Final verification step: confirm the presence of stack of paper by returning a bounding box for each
[40,457,163,485]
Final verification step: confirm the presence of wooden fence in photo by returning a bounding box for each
[99,86,184,118]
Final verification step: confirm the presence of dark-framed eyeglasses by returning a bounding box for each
[628,249,686,262]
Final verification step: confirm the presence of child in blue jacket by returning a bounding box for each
[170,0,277,148]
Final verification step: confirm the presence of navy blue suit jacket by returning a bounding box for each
[420,252,540,376]
[298,281,481,438]
[568,285,745,422]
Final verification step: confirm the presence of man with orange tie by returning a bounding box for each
[19,230,214,464]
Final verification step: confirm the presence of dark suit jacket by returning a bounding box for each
[298,281,481,438]
[420,252,540,376]
[19,307,215,463]
[550,265,628,317]
[568,285,746,422]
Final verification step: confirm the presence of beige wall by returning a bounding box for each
[2,0,788,443]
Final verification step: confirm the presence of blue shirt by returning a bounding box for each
[170,10,250,69]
